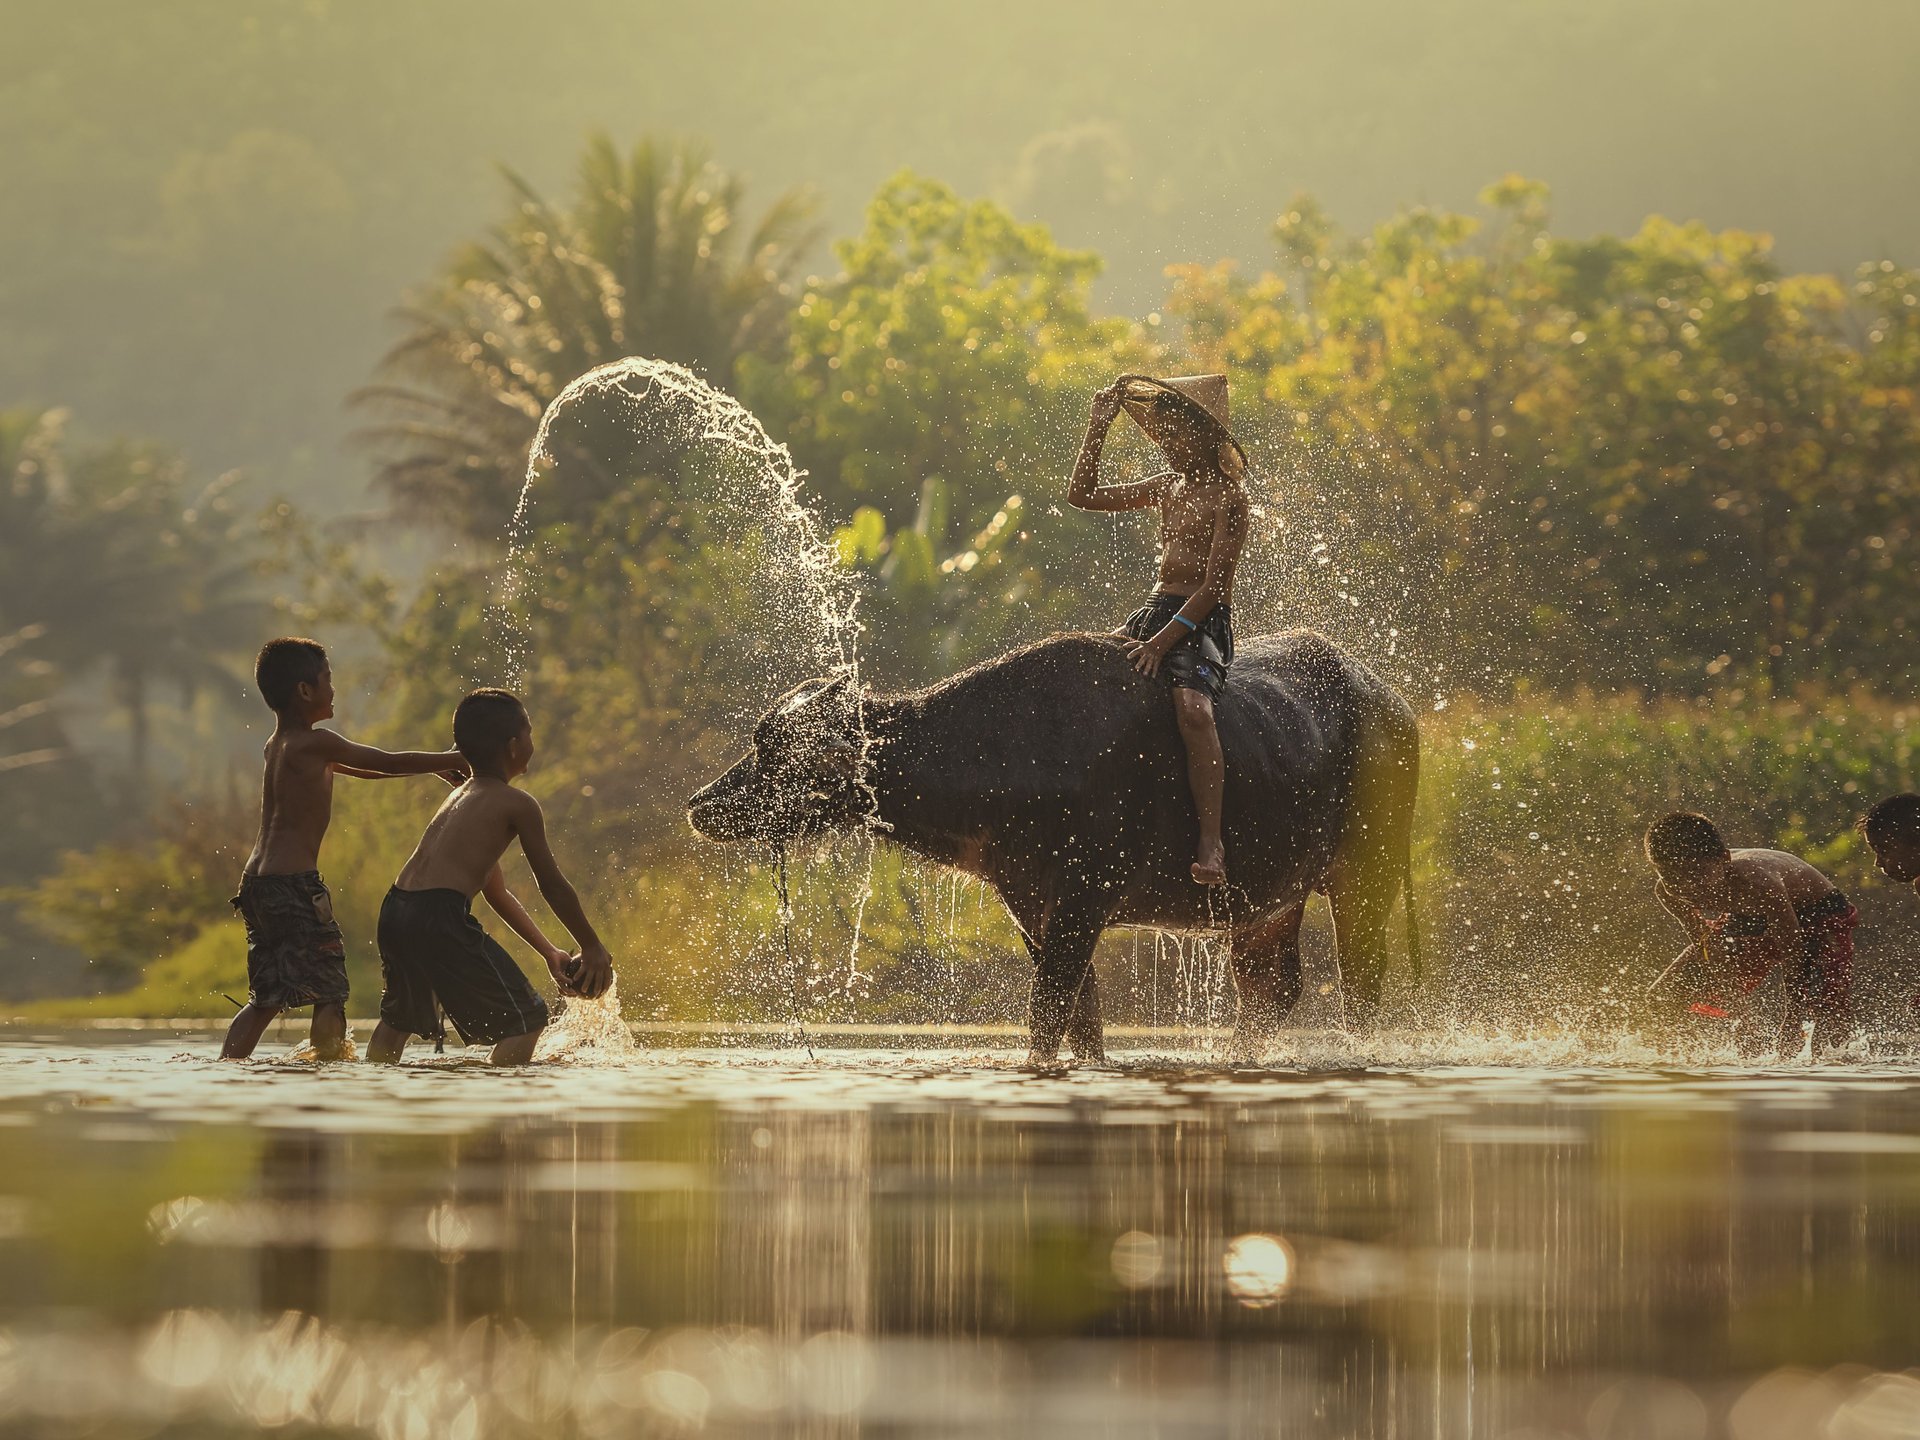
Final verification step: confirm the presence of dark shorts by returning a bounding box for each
[1121,594,1234,703]
[1791,892,1856,1031]
[376,887,550,1045]
[232,871,350,1011]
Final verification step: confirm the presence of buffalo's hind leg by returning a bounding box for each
[1328,769,1418,1030]
[1329,869,1400,1029]
[1228,901,1307,1062]
[1327,690,1420,1030]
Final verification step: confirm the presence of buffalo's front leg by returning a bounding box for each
[1026,902,1108,1066]
[1229,901,1306,1060]
[1064,959,1104,1061]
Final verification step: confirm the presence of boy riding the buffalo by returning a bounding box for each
[1069,373,1252,887]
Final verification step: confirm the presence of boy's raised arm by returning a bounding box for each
[313,731,467,781]
[1067,384,1172,513]
[512,794,613,998]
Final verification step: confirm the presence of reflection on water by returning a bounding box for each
[3,1035,1920,1437]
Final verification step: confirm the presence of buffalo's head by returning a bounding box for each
[687,674,869,844]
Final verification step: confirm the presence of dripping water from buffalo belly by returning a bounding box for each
[770,842,815,1060]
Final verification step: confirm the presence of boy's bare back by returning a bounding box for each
[248,730,341,877]
[395,778,539,898]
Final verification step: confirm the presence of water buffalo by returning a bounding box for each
[688,630,1420,1064]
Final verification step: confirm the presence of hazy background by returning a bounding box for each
[5,1,1918,1023]
[8,0,1916,498]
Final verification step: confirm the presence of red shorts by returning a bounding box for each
[1690,897,1855,1028]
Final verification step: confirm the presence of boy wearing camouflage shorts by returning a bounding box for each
[223,638,467,1060]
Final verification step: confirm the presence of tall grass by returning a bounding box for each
[1417,695,1920,1024]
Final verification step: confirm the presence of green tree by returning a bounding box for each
[1176,179,1920,695]
[1166,181,1588,686]
[354,133,819,537]
[749,171,1156,681]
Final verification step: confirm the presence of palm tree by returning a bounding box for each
[0,408,264,780]
[352,133,819,538]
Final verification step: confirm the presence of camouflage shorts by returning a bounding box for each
[1120,594,1234,703]
[232,871,350,1011]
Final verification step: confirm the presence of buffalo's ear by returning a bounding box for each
[809,672,858,727]
[777,677,833,717]
[814,673,863,769]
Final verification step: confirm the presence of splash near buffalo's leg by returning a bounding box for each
[1063,961,1105,1063]
[1228,901,1306,1059]
[1025,899,1108,1066]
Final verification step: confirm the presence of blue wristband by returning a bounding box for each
[1171,613,1198,631]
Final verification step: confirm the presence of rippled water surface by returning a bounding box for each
[4,1029,1920,1438]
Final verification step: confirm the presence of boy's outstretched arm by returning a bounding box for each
[513,794,613,998]
[313,731,467,780]
[480,864,580,993]
[1067,384,1172,513]
[1648,940,1706,997]
[1653,879,1726,988]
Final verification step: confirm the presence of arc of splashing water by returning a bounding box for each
[501,357,887,1032]
[504,356,863,684]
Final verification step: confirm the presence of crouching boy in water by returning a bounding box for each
[1645,811,1857,1055]
[367,689,613,1066]
[1860,794,1920,1015]
[226,638,469,1061]
[1069,373,1251,885]
[1860,794,1920,898]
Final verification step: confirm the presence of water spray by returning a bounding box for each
[504,358,880,1048]
[770,842,816,1061]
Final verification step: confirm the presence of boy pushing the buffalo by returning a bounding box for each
[1069,373,1251,885]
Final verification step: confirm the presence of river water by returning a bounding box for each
[2,1030,1919,1438]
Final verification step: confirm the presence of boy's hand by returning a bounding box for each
[545,948,582,994]
[1089,383,1124,429]
[1124,631,1175,677]
[568,942,614,1000]
[440,753,471,782]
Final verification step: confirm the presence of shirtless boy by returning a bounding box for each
[366,688,612,1066]
[225,638,468,1061]
[1859,794,1920,895]
[1645,811,1857,1054]
[1069,373,1251,885]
